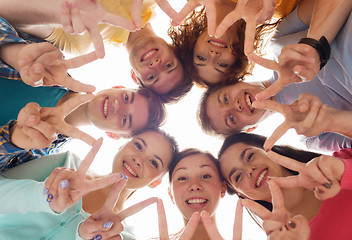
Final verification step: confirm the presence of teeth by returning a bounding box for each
[187,198,207,204]
[256,169,268,187]
[124,162,137,177]
[245,93,254,111]
[142,50,157,61]
[209,40,226,48]
[104,98,108,117]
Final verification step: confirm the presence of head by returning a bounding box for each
[168,7,255,88]
[86,87,166,138]
[218,133,320,203]
[128,31,190,100]
[112,129,179,190]
[168,148,226,221]
[198,81,271,136]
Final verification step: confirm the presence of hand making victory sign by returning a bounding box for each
[249,43,320,101]
[43,138,123,213]
[252,93,331,151]
[18,42,97,93]
[215,0,277,55]
[241,179,310,240]
[10,94,96,149]
[267,151,345,200]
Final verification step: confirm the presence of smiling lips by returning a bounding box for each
[103,97,109,118]
[255,168,268,188]
[123,161,138,178]
[141,49,158,62]
[186,197,208,209]
[208,40,227,48]
[245,92,254,113]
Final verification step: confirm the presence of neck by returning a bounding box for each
[125,23,154,51]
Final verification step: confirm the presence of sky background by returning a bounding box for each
[61,1,318,239]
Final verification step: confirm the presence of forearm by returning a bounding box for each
[308,0,352,43]
[0,43,26,73]
[327,107,352,140]
[0,0,61,26]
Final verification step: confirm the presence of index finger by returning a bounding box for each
[103,177,127,210]
[62,75,96,93]
[233,200,243,240]
[173,1,200,26]
[179,212,200,240]
[157,199,169,240]
[268,179,285,212]
[155,0,180,24]
[57,93,94,116]
[243,19,256,55]
[215,8,241,38]
[117,197,158,220]
[87,27,105,59]
[247,53,278,71]
[252,99,285,113]
[201,211,223,238]
[204,0,217,36]
[264,121,290,151]
[241,199,271,219]
[255,79,286,100]
[59,123,96,146]
[77,137,103,175]
[267,151,304,173]
[65,51,98,69]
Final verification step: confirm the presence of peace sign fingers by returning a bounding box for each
[214,8,241,38]
[200,210,223,239]
[179,212,201,240]
[156,199,169,240]
[233,200,243,240]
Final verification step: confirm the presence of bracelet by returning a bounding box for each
[298,36,331,70]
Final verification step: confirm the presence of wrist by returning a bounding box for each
[298,36,331,70]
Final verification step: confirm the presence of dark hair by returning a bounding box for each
[197,81,242,136]
[168,148,223,183]
[133,87,167,136]
[218,133,321,208]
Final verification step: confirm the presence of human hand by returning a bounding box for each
[11,94,96,149]
[170,0,217,36]
[242,179,310,240]
[79,182,159,239]
[215,0,277,55]
[249,43,320,100]
[60,0,137,58]
[252,93,332,150]
[44,138,123,213]
[267,151,345,200]
[18,42,97,92]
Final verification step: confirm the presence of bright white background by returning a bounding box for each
[62,1,314,239]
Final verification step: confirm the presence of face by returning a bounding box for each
[206,82,269,134]
[112,131,173,189]
[129,36,184,94]
[86,88,148,136]
[267,215,310,240]
[220,143,290,202]
[193,31,237,85]
[170,154,226,220]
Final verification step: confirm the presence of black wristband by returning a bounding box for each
[298,36,331,70]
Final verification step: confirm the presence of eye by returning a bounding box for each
[247,153,254,162]
[229,115,235,124]
[234,172,242,183]
[177,176,187,181]
[166,62,173,69]
[147,75,155,81]
[201,174,211,179]
[134,142,142,151]
[124,93,129,103]
[218,62,228,68]
[197,55,206,61]
[122,115,127,126]
[223,95,229,104]
[150,160,159,169]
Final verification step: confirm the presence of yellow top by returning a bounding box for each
[45,0,155,55]
[231,0,301,19]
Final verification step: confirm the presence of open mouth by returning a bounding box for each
[255,168,268,188]
[208,40,227,48]
[141,49,158,62]
[245,92,254,113]
[103,97,109,118]
[123,161,138,178]
[185,197,208,209]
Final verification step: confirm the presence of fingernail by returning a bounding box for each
[33,67,42,74]
[93,234,102,240]
[288,221,296,229]
[315,187,324,194]
[120,172,124,178]
[103,221,113,229]
[323,182,331,189]
[266,177,271,182]
[46,193,54,202]
[60,180,69,189]
[43,188,49,195]
[123,175,128,180]
[328,179,333,186]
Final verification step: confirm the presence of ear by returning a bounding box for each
[220,181,227,198]
[130,70,138,85]
[245,126,257,133]
[112,85,125,89]
[168,186,175,204]
[148,178,162,188]
[106,131,120,140]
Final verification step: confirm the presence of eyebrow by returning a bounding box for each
[128,93,135,129]
[194,63,224,74]
[138,137,164,167]
[215,68,225,74]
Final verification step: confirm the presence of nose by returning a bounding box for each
[246,166,256,178]
[133,156,143,168]
[188,182,203,192]
[149,58,161,69]
[209,49,220,56]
